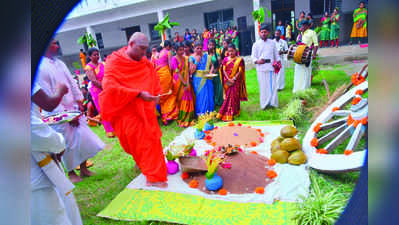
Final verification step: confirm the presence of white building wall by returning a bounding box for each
[55,28,86,55]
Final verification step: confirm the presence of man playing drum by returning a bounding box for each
[293,20,318,93]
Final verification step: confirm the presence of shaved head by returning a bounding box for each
[129,32,149,46]
[126,32,149,61]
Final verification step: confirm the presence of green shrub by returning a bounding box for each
[281,99,303,122]
[293,174,346,225]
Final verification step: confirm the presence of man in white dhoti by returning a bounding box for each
[37,39,105,183]
[251,24,281,109]
[293,20,319,93]
[273,29,288,91]
[31,83,83,225]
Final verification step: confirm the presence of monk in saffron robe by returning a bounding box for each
[99,32,168,187]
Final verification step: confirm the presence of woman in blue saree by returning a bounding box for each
[189,41,214,115]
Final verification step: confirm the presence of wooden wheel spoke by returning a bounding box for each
[332,110,350,117]
[345,124,364,151]
[318,123,347,145]
[320,117,348,130]
[325,125,353,152]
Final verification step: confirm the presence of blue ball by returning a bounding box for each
[205,173,223,191]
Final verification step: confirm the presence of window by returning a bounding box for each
[149,23,161,41]
[310,0,336,16]
[204,8,234,31]
[95,33,104,49]
[123,26,141,42]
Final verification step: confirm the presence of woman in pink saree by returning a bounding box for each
[217,44,247,121]
[85,48,115,137]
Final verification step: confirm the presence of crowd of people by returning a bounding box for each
[31,3,368,224]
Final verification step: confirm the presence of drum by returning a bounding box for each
[287,44,312,67]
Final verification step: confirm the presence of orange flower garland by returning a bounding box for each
[189,180,199,188]
[181,172,189,179]
[255,187,265,194]
[361,116,368,125]
[310,138,319,147]
[352,97,362,105]
[313,123,323,133]
[267,159,276,166]
[267,170,277,179]
[218,189,228,195]
[351,73,366,86]
[316,149,328,154]
[332,106,340,112]
[355,89,364,95]
[344,150,353,155]
[347,114,354,126]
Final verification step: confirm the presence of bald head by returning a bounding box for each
[129,32,149,46]
[126,32,149,61]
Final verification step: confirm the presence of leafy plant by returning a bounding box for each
[312,56,321,77]
[154,13,180,41]
[293,88,318,103]
[281,98,303,122]
[293,174,346,225]
[77,32,97,48]
[205,150,225,179]
[72,61,81,70]
[252,7,271,32]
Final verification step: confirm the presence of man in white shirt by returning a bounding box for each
[31,83,83,225]
[273,29,288,91]
[251,24,281,109]
[37,39,105,183]
[293,20,319,93]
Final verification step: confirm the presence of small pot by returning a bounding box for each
[203,122,214,131]
[166,160,179,175]
[205,173,223,191]
[194,129,205,140]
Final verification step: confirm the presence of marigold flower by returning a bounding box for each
[267,159,276,166]
[332,106,340,112]
[250,151,258,154]
[310,138,318,147]
[250,141,257,147]
[211,142,216,146]
[267,170,277,179]
[347,114,354,126]
[218,188,228,195]
[181,172,189,179]
[352,97,362,105]
[344,150,353,156]
[355,89,364,95]
[255,187,265,194]
[353,120,361,128]
[189,179,199,188]
[316,149,328,154]
[256,129,262,132]
[361,116,368,125]
[313,123,323,133]
[260,133,264,137]
[228,122,235,126]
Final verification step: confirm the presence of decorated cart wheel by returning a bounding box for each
[302,65,368,173]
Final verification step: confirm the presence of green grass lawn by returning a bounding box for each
[73,66,360,225]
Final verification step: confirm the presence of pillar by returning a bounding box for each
[253,0,260,41]
[157,9,165,41]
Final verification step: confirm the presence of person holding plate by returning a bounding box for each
[37,39,105,183]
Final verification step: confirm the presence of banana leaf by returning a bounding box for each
[169,22,180,27]
[259,7,265,23]
[77,33,87,45]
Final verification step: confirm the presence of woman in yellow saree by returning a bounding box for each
[171,43,196,127]
[155,40,178,125]
[217,44,247,121]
